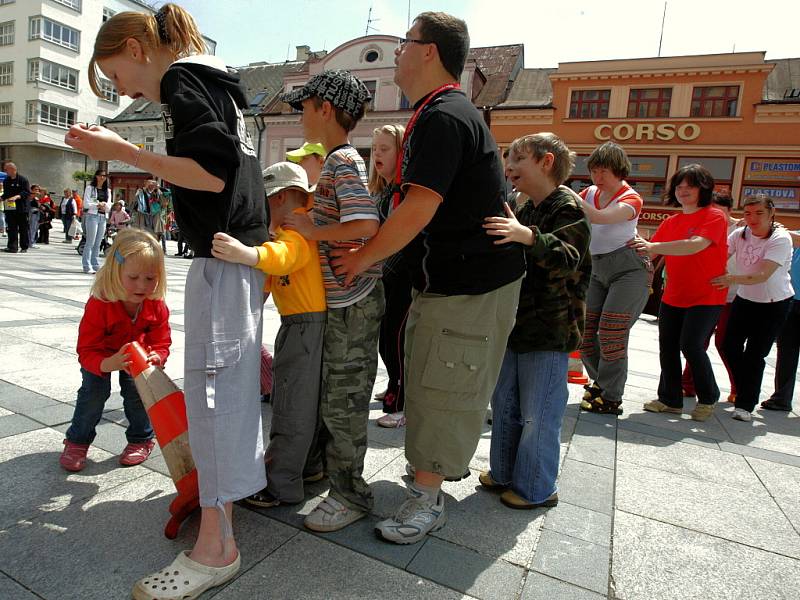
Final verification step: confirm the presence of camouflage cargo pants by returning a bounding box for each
[322,281,384,511]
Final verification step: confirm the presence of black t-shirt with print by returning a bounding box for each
[401,89,525,295]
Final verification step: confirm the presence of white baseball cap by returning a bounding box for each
[262,161,315,197]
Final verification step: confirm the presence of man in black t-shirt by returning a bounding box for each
[334,12,525,544]
[2,162,31,253]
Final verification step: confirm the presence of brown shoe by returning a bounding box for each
[500,490,558,510]
[643,400,682,414]
[690,403,715,422]
[478,471,507,491]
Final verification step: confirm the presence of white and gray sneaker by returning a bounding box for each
[304,496,366,532]
[732,408,752,422]
[375,484,447,544]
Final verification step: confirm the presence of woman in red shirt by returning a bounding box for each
[629,164,728,421]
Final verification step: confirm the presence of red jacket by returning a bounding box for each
[77,296,171,376]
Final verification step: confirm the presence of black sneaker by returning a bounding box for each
[244,487,280,508]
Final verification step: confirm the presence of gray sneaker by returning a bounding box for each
[375,484,447,544]
[304,496,366,532]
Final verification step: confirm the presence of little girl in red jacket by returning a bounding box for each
[60,228,171,472]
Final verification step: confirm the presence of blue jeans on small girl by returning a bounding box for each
[66,368,153,445]
[489,349,569,504]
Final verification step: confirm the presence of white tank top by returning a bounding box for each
[582,183,642,255]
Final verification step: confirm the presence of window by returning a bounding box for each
[363,80,377,110]
[52,0,81,11]
[569,89,610,119]
[26,100,76,128]
[102,6,115,22]
[29,16,80,52]
[364,50,379,63]
[99,77,118,103]
[627,88,672,118]
[0,20,13,46]
[144,136,155,153]
[690,86,739,117]
[0,61,11,86]
[0,102,10,126]
[28,58,78,91]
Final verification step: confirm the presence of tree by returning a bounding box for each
[72,170,94,185]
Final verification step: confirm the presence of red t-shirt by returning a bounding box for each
[77,296,171,376]
[652,206,728,307]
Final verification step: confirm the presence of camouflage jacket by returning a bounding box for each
[507,187,592,353]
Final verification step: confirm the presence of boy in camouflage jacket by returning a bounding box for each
[481,132,591,509]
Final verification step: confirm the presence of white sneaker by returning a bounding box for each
[304,496,366,532]
[375,484,447,544]
[377,412,406,428]
[732,408,752,422]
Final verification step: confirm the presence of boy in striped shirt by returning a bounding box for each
[281,70,384,532]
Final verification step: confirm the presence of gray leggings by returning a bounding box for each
[580,246,650,403]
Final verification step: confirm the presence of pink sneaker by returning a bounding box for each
[377,412,406,428]
[119,439,156,466]
[60,439,90,472]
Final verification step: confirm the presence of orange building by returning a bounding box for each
[492,52,800,235]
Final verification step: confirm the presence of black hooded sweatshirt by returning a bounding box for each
[159,56,268,257]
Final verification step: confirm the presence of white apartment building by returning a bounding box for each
[0,0,155,193]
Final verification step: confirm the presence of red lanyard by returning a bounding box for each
[392,83,461,208]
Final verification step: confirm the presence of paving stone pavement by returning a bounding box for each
[0,228,798,599]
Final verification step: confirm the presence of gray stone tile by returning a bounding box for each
[617,428,764,492]
[542,501,612,547]
[23,403,76,427]
[616,398,732,442]
[521,571,605,600]
[566,419,616,469]
[618,418,721,449]
[0,427,150,529]
[613,510,800,600]
[746,457,800,500]
[556,459,614,515]
[615,461,800,558]
[773,496,800,536]
[0,415,43,439]
[0,382,60,413]
[0,472,296,600]
[0,342,74,377]
[0,572,40,600]
[408,536,525,600]
[530,529,609,594]
[0,323,79,354]
[215,532,466,600]
[0,367,83,404]
[716,405,800,458]
[0,406,11,417]
[718,441,800,468]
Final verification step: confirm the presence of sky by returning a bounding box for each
[161,0,800,68]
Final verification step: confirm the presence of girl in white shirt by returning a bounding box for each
[712,195,794,421]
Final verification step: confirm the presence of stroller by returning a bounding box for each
[77,223,118,257]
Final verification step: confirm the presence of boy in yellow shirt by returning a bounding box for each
[211,161,326,506]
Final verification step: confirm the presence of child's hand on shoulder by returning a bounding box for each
[211,232,258,267]
[101,345,132,373]
[283,212,315,239]
[483,202,534,246]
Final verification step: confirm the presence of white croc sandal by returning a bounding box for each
[132,551,241,600]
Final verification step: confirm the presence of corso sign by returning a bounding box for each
[594,123,701,142]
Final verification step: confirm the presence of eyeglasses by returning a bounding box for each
[398,37,434,48]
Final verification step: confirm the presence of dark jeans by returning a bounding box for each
[682,302,736,396]
[378,264,412,413]
[66,368,153,445]
[770,299,800,408]
[722,296,793,412]
[5,211,29,251]
[658,303,723,407]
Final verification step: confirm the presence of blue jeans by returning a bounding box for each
[82,213,105,271]
[489,349,569,504]
[66,368,153,444]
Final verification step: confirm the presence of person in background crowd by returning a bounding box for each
[60,189,78,244]
[576,142,649,416]
[28,184,41,249]
[763,230,800,411]
[286,142,326,186]
[682,192,739,403]
[109,201,131,229]
[369,123,410,428]
[630,164,728,422]
[82,169,111,274]
[2,162,31,254]
[38,192,54,245]
[712,196,794,421]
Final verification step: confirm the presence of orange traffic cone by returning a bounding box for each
[567,350,589,385]
[125,341,199,539]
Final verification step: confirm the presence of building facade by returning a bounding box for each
[492,52,800,234]
[0,0,161,194]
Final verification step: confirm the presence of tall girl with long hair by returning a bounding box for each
[82,168,111,274]
[712,196,794,421]
[369,124,410,427]
[64,4,269,599]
